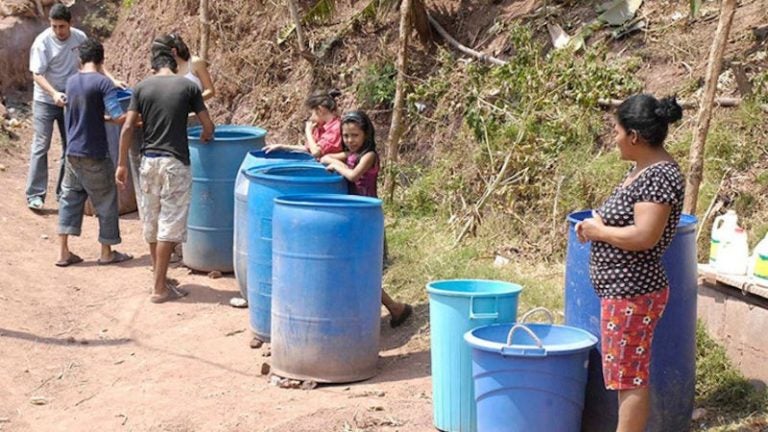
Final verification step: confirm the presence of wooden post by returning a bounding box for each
[684,0,737,215]
[383,0,412,202]
[287,0,306,52]
[199,0,210,61]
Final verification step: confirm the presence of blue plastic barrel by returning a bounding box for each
[465,321,598,432]
[183,125,266,272]
[233,150,317,299]
[271,194,383,382]
[244,165,347,341]
[427,280,523,432]
[104,89,134,168]
[564,210,698,432]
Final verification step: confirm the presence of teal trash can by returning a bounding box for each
[427,279,523,432]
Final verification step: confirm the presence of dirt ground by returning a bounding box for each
[0,126,434,431]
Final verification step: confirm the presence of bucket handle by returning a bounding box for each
[520,307,555,324]
[501,324,546,357]
[469,296,499,320]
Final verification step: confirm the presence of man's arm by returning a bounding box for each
[197,110,215,142]
[115,110,138,188]
[33,74,67,107]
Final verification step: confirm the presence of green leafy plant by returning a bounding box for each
[356,61,397,108]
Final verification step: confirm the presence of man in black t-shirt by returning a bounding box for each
[115,49,214,304]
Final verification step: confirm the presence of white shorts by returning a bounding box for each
[139,156,192,243]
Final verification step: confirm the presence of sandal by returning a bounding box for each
[98,251,133,265]
[55,253,83,267]
[150,283,189,304]
[390,303,413,328]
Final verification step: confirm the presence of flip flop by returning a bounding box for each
[97,251,133,266]
[150,284,189,304]
[55,253,83,267]
[390,303,413,328]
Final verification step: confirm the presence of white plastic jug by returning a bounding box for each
[716,226,749,275]
[710,210,739,265]
[750,233,768,283]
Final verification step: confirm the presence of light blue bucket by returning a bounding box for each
[464,308,598,432]
[427,279,523,432]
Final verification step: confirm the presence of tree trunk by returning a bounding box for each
[199,0,210,61]
[287,0,306,52]
[383,0,412,201]
[684,0,737,215]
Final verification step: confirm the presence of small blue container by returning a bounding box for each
[464,321,598,432]
[427,279,523,432]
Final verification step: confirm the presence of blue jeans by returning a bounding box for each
[26,101,67,202]
[58,156,121,245]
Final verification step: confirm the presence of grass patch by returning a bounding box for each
[693,322,768,430]
[384,214,563,314]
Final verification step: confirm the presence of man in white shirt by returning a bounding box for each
[26,4,124,210]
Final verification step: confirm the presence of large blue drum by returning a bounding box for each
[271,194,384,382]
[244,166,347,341]
[233,150,316,299]
[184,125,266,272]
[564,210,698,432]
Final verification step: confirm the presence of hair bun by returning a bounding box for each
[654,96,683,124]
[327,89,342,99]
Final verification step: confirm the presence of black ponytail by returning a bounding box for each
[616,94,683,148]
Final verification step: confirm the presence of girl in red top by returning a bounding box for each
[264,89,343,158]
[321,110,412,328]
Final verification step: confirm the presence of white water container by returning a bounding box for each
[750,233,768,284]
[716,227,749,275]
[710,210,739,264]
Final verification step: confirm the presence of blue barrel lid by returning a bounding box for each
[464,322,598,357]
[274,194,380,208]
[243,163,343,183]
[426,279,523,298]
[188,124,267,140]
[566,209,697,233]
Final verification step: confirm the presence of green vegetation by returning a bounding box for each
[356,61,397,108]
[693,322,768,430]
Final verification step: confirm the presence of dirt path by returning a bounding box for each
[0,130,434,432]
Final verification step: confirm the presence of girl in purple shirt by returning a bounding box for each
[321,111,412,328]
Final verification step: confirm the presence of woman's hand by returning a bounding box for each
[576,211,605,243]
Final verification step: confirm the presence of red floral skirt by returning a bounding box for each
[599,288,669,390]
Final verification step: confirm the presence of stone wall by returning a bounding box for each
[698,281,768,387]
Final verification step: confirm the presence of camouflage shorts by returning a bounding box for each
[139,156,191,243]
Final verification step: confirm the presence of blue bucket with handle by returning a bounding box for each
[464,308,598,432]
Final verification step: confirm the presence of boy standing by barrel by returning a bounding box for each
[57,38,132,267]
[115,47,214,303]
